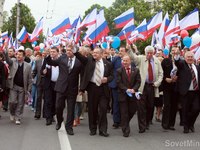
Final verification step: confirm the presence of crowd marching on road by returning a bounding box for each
[0,42,200,140]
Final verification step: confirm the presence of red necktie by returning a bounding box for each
[148,60,153,82]
[126,67,131,81]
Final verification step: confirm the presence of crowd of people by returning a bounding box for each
[0,42,199,138]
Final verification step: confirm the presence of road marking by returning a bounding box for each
[58,123,72,150]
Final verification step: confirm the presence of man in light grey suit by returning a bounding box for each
[5,49,32,125]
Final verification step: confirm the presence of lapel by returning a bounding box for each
[102,59,107,76]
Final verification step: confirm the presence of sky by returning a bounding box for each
[4,0,115,34]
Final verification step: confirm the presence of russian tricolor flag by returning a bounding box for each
[87,9,109,43]
[1,31,8,40]
[8,32,13,49]
[114,7,134,29]
[17,26,29,43]
[147,11,163,38]
[117,19,135,41]
[51,16,71,35]
[74,16,82,44]
[180,8,199,31]
[157,12,170,48]
[30,17,44,42]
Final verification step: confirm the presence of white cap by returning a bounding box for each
[18,46,25,51]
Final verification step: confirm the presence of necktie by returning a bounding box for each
[148,60,153,82]
[68,58,72,73]
[95,61,102,86]
[190,65,198,90]
[126,67,131,81]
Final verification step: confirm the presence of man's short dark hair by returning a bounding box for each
[51,46,59,52]
[18,50,25,56]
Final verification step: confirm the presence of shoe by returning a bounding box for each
[10,115,15,121]
[123,132,129,137]
[80,116,84,120]
[139,129,145,133]
[66,129,74,135]
[90,131,96,136]
[99,131,109,137]
[15,120,21,125]
[112,123,120,129]
[46,119,52,126]
[34,115,40,120]
[56,123,62,130]
[189,126,195,132]
[168,126,175,130]
[183,127,189,133]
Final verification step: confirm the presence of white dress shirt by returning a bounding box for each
[51,66,59,82]
[91,58,104,83]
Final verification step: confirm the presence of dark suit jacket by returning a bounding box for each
[46,54,82,95]
[74,52,113,98]
[32,59,44,86]
[116,65,141,102]
[40,58,52,90]
[0,61,6,90]
[175,59,200,95]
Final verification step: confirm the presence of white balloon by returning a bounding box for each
[192,34,200,45]
[32,44,35,48]
[39,43,45,49]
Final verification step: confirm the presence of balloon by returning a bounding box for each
[192,34,200,45]
[33,41,37,45]
[111,36,121,49]
[180,30,189,39]
[39,43,45,49]
[31,44,35,48]
[183,36,192,48]
[34,46,40,51]
[101,42,107,49]
[163,48,169,56]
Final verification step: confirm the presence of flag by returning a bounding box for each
[1,31,8,40]
[117,19,135,41]
[8,33,13,49]
[79,8,97,28]
[71,16,81,29]
[165,14,180,45]
[180,8,199,31]
[151,31,159,46]
[30,17,44,42]
[128,19,147,43]
[13,39,19,50]
[74,16,82,44]
[51,16,71,35]
[157,12,170,48]
[87,9,110,43]
[190,28,200,52]
[147,11,163,38]
[17,26,29,43]
[168,34,181,46]
[114,7,134,29]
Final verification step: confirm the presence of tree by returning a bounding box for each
[2,3,36,37]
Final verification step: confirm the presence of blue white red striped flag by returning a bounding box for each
[17,26,29,43]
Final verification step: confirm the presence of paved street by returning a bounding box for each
[0,106,200,150]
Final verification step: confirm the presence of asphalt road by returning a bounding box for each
[0,106,200,150]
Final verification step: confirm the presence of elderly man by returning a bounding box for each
[174,50,200,133]
[127,45,163,131]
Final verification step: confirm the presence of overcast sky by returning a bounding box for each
[4,0,115,33]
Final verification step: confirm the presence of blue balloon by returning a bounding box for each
[163,48,169,56]
[183,36,192,48]
[101,42,107,49]
[33,41,37,45]
[111,36,121,49]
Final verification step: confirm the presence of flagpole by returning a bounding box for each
[16,0,20,37]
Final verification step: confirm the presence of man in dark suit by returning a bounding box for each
[74,47,113,137]
[117,55,141,137]
[41,47,59,125]
[174,50,200,133]
[33,49,49,119]
[46,45,82,135]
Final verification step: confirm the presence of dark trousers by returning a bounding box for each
[44,81,56,120]
[56,90,77,130]
[119,98,137,134]
[162,89,178,128]
[136,99,146,131]
[87,82,108,133]
[143,83,155,127]
[111,88,121,124]
[35,83,44,118]
[180,91,200,129]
